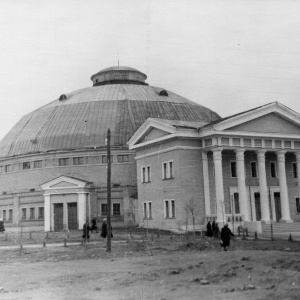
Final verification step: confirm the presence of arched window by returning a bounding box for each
[59,94,67,101]
[159,90,168,96]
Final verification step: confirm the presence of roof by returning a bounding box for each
[91,66,147,79]
[0,85,220,158]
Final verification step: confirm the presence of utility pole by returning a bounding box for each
[106,129,112,252]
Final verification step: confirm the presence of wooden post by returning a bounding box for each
[106,129,112,253]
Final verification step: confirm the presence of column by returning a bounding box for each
[256,150,271,223]
[202,151,211,216]
[295,152,300,201]
[235,149,249,221]
[212,148,225,224]
[277,151,292,222]
[13,194,20,226]
[44,194,51,232]
[78,193,87,229]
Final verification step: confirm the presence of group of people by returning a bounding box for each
[82,217,113,243]
[206,220,235,251]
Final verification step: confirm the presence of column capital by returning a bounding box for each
[295,152,300,163]
[277,150,287,162]
[235,148,245,161]
[202,151,208,161]
[256,149,266,162]
[212,148,223,160]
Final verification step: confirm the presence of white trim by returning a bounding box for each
[135,146,202,160]
[162,160,174,179]
[292,162,298,178]
[250,161,258,178]
[129,131,200,150]
[230,160,237,178]
[41,175,90,190]
[270,161,278,178]
[213,102,300,131]
[164,199,176,218]
[127,118,177,146]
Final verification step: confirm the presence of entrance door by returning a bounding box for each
[254,192,261,221]
[53,203,64,231]
[274,192,282,222]
[68,202,78,230]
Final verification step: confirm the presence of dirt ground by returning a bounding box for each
[0,233,300,300]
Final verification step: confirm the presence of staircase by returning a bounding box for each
[261,222,300,239]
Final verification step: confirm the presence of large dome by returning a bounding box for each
[0,66,220,158]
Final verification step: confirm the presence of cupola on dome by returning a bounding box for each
[91,66,148,86]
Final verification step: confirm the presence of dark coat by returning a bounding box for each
[221,226,235,247]
[91,218,98,231]
[212,221,216,233]
[100,221,113,238]
[206,222,212,237]
[0,221,4,232]
[82,223,91,239]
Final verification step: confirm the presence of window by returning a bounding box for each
[270,162,277,178]
[73,157,84,165]
[114,75,119,79]
[113,203,120,216]
[59,158,69,166]
[230,161,237,178]
[117,155,129,163]
[34,160,42,168]
[0,166,3,173]
[8,209,12,221]
[143,202,152,219]
[101,204,107,216]
[147,166,151,181]
[122,75,127,79]
[3,210,6,221]
[23,162,30,170]
[162,161,174,179]
[5,165,12,173]
[38,207,44,219]
[251,162,258,178]
[141,166,151,183]
[163,163,167,179]
[143,203,147,219]
[292,163,298,178]
[102,155,113,163]
[22,208,26,220]
[164,200,175,218]
[30,208,35,219]
[233,193,240,214]
[296,198,300,213]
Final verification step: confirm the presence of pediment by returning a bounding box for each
[41,175,91,190]
[226,113,300,134]
[138,127,171,144]
[49,181,78,188]
[212,102,300,136]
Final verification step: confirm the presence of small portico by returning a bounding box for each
[41,176,92,232]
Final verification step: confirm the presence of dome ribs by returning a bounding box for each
[0,83,221,157]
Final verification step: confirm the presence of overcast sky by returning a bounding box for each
[0,0,300,140]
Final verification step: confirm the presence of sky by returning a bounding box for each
[0,0,300,140]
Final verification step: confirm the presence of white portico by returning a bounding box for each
[201,102,300,227]
[41,176,92,232]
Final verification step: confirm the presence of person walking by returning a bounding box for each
[82,219,91,243]
[212,220,216,236]
[214,223,220,239]
[220,223,235,251]
[205,221,212,237]
[90,217,98,233]
[0,218,4,233]
[100,218,113,239]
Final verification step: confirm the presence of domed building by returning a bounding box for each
[0,66,220,232]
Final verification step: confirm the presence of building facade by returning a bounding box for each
[128,103,300,233]
[0,66,219,232]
